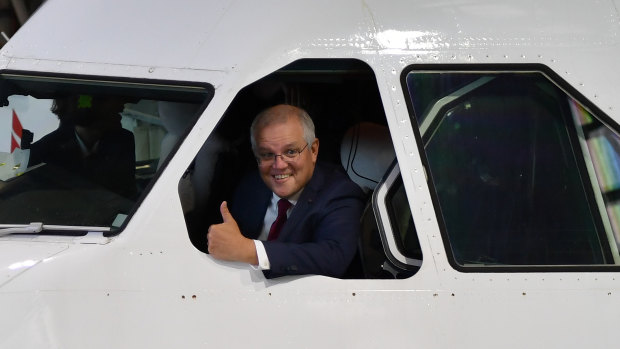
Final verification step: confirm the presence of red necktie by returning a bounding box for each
[267,199,292,241]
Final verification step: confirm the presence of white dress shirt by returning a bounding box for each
[253,190,302,270]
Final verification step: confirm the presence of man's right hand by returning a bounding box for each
[207,201,258,265]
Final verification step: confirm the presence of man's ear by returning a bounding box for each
[311,138,319,161]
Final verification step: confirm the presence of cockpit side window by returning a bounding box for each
[0,72,212,234]
[404,67,620,270]
[180,59,423,279]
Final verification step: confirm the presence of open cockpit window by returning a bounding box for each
[180,59,422,279]
[0,72,212,235]
[404,66,620,270]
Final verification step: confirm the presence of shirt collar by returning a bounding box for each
[271,188,303,206]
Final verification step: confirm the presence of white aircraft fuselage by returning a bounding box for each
[1,0,620,348]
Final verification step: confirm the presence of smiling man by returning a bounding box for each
[207,104,365,278]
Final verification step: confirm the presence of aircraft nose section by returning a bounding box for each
[0,241,68,288]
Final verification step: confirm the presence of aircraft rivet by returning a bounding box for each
[522,292,526,296]
[352,293,356,296]
[148,67,155,73]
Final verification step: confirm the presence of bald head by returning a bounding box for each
[250,104,316,153]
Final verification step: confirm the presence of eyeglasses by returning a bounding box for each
[256,143,308,165]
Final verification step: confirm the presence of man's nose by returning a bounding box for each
[272,155,288,169]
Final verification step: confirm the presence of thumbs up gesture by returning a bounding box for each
[207,201,258,265]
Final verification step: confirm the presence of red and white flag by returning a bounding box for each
[10,109,22,153]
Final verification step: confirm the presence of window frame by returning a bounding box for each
[373,161,422,272]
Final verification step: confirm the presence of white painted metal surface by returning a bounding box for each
[1,0,619,348]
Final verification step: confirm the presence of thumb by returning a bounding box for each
[220,201,235,224]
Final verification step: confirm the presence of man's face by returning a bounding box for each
[254,117,318,199]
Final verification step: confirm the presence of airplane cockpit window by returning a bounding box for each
[404,68,620,269]
[180,59,422,279]
[0,73,211,235]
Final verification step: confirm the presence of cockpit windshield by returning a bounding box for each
[0,73,212,234]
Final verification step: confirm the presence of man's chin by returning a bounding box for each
[270,183,298,199]
[272,188,293,199]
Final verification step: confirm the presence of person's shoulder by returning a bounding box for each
[113,127,135,140]
[237,168,264,186]
[230,168,271,217]
[315,161,350,181]
[313,162,364,195]
[234,168,270,199]
[30,125,74,150]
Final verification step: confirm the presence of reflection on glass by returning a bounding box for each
[569,98,620,250]
[406,71,617,267]
[0,74,211,232]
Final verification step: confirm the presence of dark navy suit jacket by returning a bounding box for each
[230,162,365,278]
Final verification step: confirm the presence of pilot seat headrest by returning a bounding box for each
[340,122,396,193]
